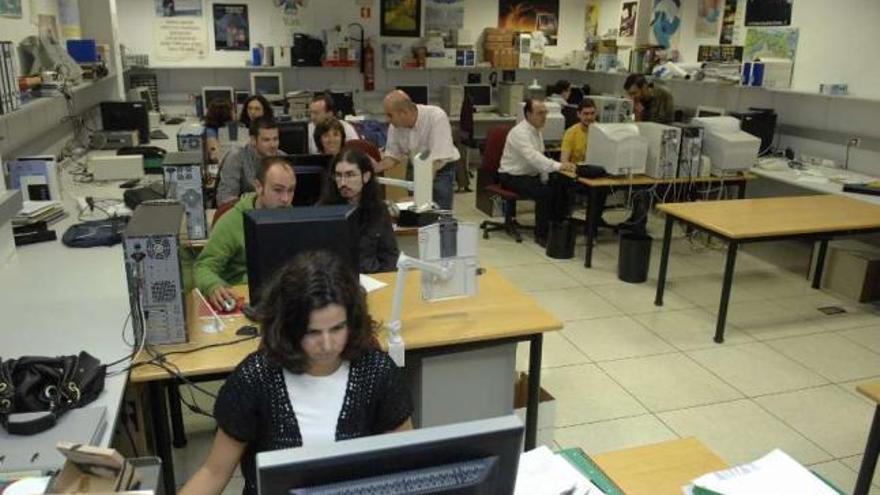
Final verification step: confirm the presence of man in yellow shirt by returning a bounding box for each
[560,99,596,164]
[560,99,610,235]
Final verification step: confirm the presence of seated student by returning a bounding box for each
[203,98,234,163]
[320,148,399,273]
[216,117,286,205]
[238,94,274,129]
[307,94,359,155]
[547,80,573,107]
[498,98,576,246]
[196,156,296,310]
[180,250,413,495]
[313,117,345,156]
[561,99,610,234]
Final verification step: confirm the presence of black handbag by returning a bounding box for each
[0,351,106,435]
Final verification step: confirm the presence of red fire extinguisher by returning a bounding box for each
[363,37,375,91]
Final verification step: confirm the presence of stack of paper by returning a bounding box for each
[515,446,602,495]
[13,201,66,226]
[685,449,840,495]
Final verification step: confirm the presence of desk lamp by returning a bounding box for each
[386,217,481,366]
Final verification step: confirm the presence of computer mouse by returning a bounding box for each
[236,325,259,337]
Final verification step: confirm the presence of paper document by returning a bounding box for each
[690,449,838,495]
[515,446,601,495]
[359,274,388,293]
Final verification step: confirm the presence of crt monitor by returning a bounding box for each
[329,90,356,118]
[257,415,524,495]
[250,72,284,100]
[585,123,649,175]
[691,116,761,173]
[100,101,150,144]
[397,85,428,105]
[464,84,492,108]
[284,154,332,207]
[244,204,359,305]
[201,86,235,112]
[278,121,310,155]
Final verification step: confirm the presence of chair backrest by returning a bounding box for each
[344,139,382,163]
[212,198,239,228]
[481,125,513,184]
[562,105,578,130]
[459,91,475,139]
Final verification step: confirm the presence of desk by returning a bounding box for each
[855,381,880,495]
[592,437,728,495]
[565,172,754,268]
[752,163,880,206]
[130,267,561,494]
[655,195,880,343]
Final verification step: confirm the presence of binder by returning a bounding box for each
[0,41,9,114]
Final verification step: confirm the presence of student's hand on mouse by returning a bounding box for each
[559,162,577,174]
[210,286,236,311]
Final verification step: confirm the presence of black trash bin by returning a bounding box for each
[545,220,576,259]
[618,233,652,283]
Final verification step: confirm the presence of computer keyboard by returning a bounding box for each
[164,117,185,125]
[289,458,493,494]
[150,129,169,140]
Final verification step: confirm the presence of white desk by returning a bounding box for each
[753,160,880,205]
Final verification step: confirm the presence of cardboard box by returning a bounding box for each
[484,47,518,69]
[513,372,556,449]
[822,240,880,303]
[45,443,149,494]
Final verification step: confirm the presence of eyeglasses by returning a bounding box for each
[334,171,361,181]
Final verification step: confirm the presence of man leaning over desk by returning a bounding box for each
[499,98,576,246]
[373,90,460,210]
[195,156,296,310]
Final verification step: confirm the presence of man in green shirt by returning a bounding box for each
[624,74,675,124]
[195,156,296,310]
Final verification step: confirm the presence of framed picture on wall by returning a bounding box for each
[213,3,250,51]
[380,0,422,38]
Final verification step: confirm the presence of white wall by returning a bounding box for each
[590,0,880,99]
[0,1,61,46]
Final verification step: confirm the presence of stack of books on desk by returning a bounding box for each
[13,201,67,226]
[684,449,843,495]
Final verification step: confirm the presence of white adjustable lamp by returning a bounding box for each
[377,150,435,211]
[386,218,480,367]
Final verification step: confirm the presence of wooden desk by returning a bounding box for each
[855,382,880,495]
[593,438,728,495]
[655,195,880,343]
[131,268,562,494]
[561,171,754,268]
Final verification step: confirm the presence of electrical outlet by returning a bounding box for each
[848,137,861,148]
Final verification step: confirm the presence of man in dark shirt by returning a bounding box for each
[624,74,675,124]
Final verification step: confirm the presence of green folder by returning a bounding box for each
[558,448,623,495]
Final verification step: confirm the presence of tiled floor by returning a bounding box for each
[171,191,880,494]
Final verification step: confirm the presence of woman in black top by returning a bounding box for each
[179,251,413,495]
[313,117,345,156]
[320,147,400,273]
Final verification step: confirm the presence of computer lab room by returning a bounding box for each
[1,0,880,494]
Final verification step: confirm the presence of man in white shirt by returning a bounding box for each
[375,90,460,210]
[307,94,358,154]
[499,98,576,245]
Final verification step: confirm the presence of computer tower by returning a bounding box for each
[497,83,524,116]
[442,85,464,117]
[163,152,207,240]
[637,122,681,179]
[123,203,187,345]
[673,124,704,178]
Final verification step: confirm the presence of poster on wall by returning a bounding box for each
[719,0,738,44]
[585,3,600,38]
[274,0,308,27]
[59,0,81,38]
[153,0,208,61]
[744,0,792,26]
[619,1,638,39]
[213,3,250,51]
[649,0,681,49]
[380,0,422,37]
[695,0,722,38]
[744,26,798,61]
[498,0,560,46]
[0,0,22,18]
[425,0,464,33]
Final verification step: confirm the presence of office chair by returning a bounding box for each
[457,92,478,192]
[344,138,382,163]
[561,105,578,130]
[212,198,239,228]
[478,125,532,243]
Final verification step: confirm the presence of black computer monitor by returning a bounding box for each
[257,416,523,495]
[100,101,150,144]
[284,154,331,207]
[329,91,355,118]
[567,86,585,106]
[397,85,428,105]
[278,121,310,155]
[244,204,359,305]
[464,84,492,107]
[737,108,777,157]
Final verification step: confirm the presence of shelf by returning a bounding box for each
[146,65,359,70]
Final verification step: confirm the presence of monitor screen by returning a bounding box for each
[464,85,492,107]
[202,87,235,110]
[100,101,150,144]
[283,154,332,207]
[257,416,523,495]
[397,85,428,105]
[252,73,283,97]
[329,91,355,118]
[244,205,359,305]
[278,121,310,155]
